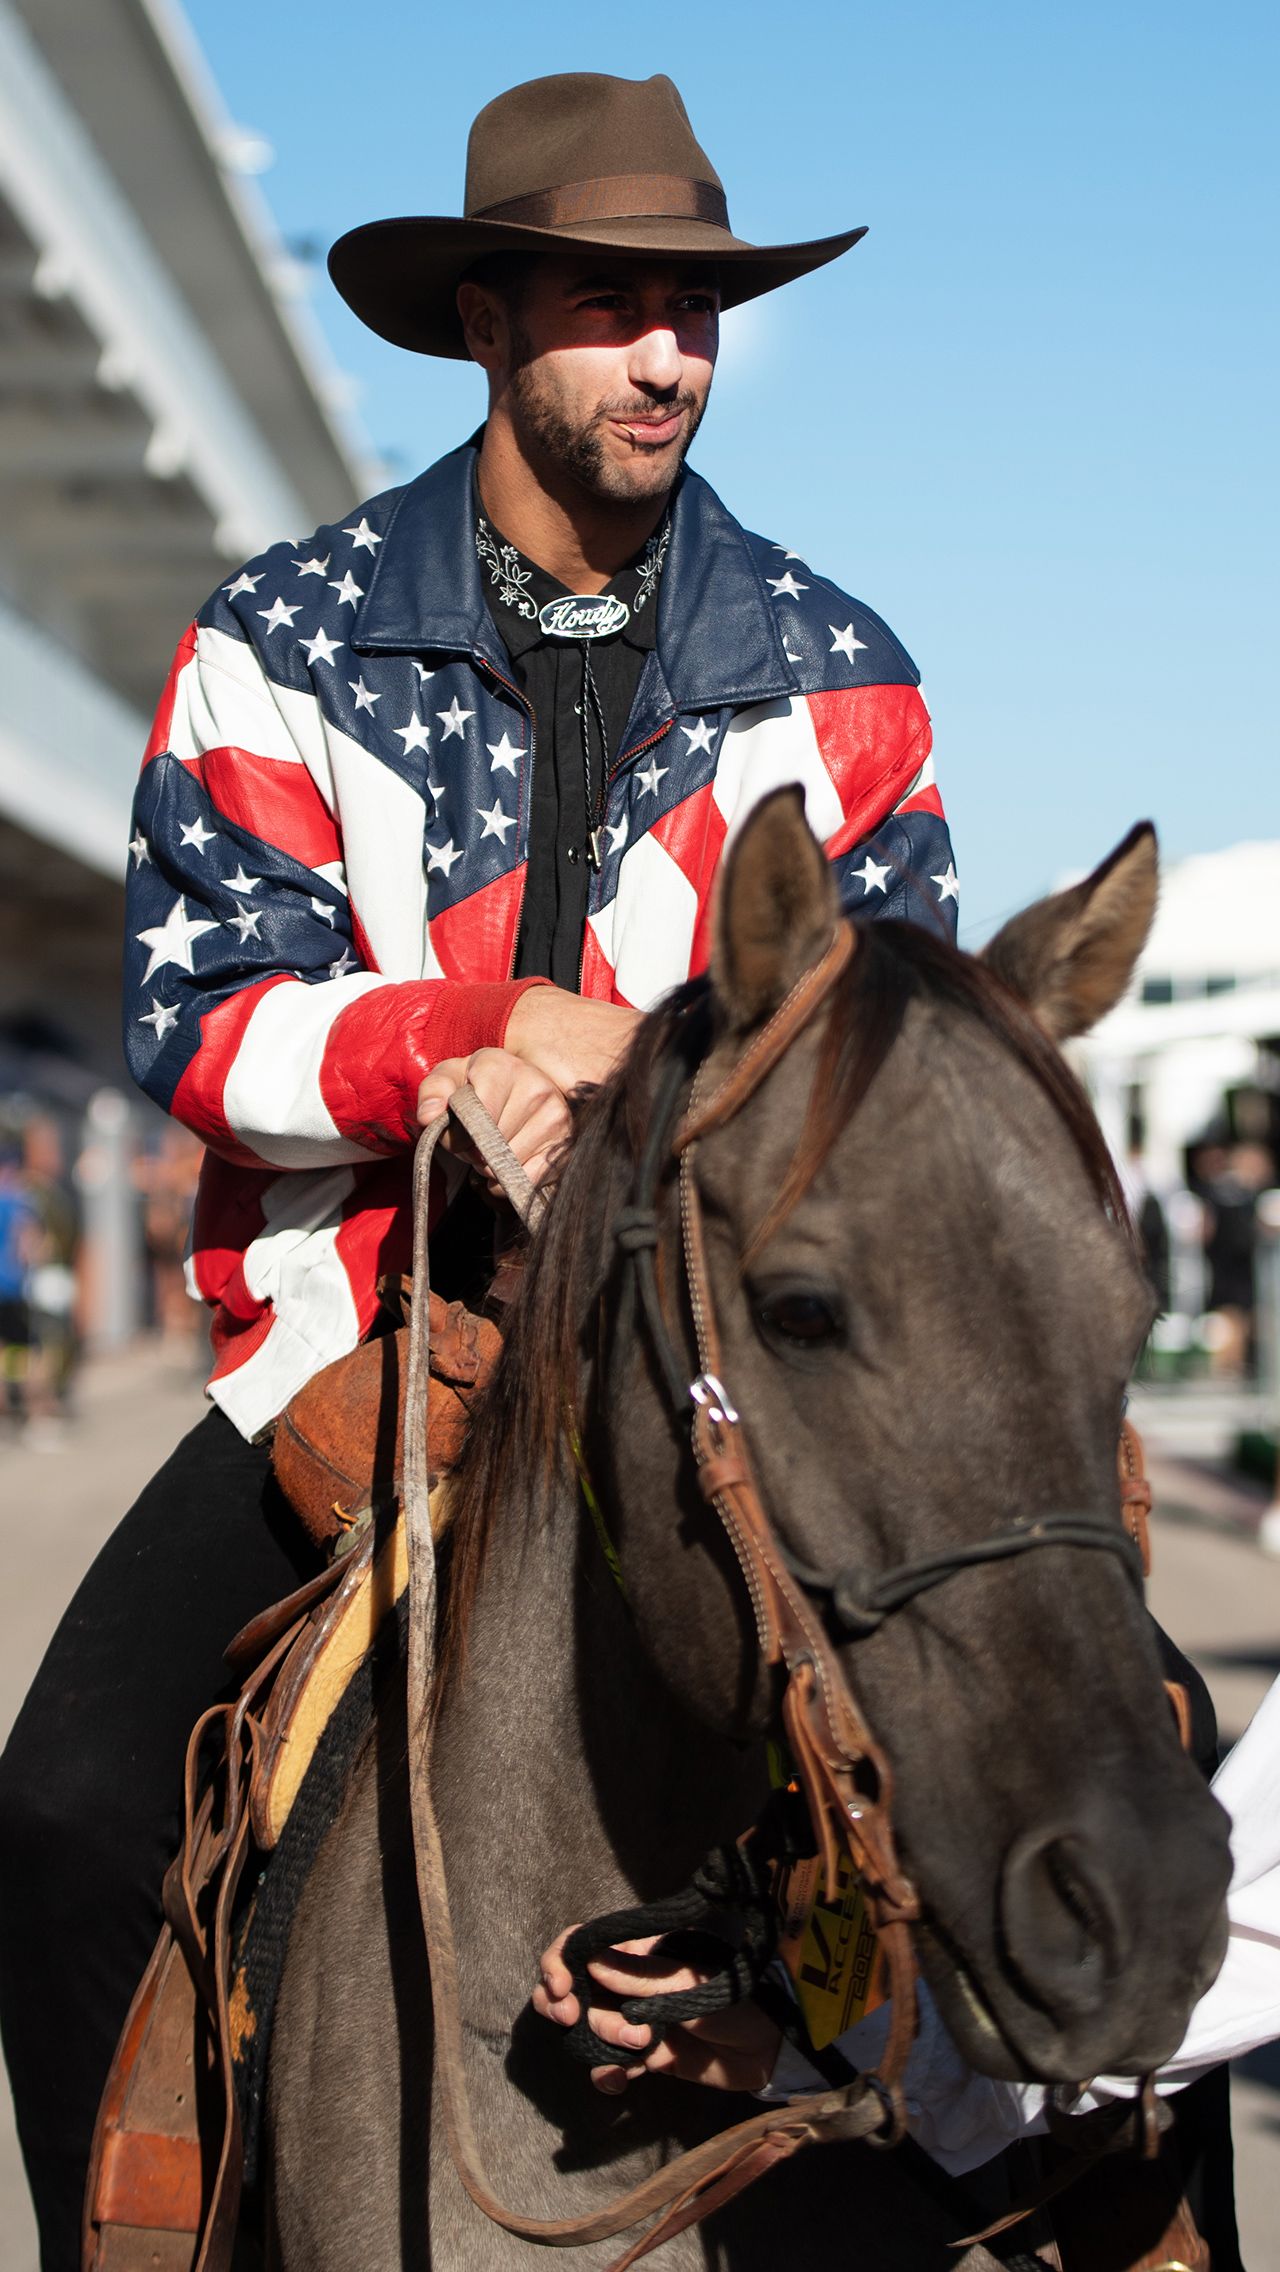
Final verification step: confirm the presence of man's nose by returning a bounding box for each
[628,325,683,394]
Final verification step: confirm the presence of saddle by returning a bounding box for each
[270,1273,505,1553]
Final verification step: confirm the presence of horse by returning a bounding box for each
[262,792,1231,2270]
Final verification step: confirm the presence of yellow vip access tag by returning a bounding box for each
[774,1844,889,2051]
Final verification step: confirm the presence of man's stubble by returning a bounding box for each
[506,320,707,507]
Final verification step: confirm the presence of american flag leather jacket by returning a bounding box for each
[124,439,958,1439]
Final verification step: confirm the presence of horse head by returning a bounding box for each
[576,792,1231,2089]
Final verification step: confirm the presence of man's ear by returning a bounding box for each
[982,822,1158,1042]
[455,280,501,372]
[712,786,838,1033]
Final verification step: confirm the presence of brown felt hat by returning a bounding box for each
[328,72,867,359]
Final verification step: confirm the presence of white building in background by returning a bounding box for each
[0,0,376,1340]
[1078,839,1280,1351]
[1079,841,1280,1191]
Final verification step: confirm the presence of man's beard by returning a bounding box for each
[508,335,706,503]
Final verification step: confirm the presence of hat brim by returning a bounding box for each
[327,215,868,359]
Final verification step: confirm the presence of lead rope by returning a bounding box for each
[401,1095,899,2265]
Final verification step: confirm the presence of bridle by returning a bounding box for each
[401,919,1147,2269]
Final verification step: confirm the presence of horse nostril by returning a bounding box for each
[999,1827,1126,2025]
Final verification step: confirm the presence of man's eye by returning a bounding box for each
[754,1288,846,1352]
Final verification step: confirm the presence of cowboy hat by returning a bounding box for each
[328,72,866,359]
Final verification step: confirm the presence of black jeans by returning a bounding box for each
[0,1410,320,2271]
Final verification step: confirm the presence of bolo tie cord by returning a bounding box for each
[578,643,611,871]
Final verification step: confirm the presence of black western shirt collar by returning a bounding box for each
[474,513,665,663]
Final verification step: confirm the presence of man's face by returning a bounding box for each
[495,258,719,505]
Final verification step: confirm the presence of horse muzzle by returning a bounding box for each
[918,1787,1232,2083]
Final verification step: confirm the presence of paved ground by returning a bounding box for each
[0,1354,1276,2266]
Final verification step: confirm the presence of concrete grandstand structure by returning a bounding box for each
[0,0,375,1337]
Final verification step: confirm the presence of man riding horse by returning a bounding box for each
[0,69,1239,2269]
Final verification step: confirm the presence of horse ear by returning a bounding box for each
[712,785,838,1031]
[982,822,1158,1042]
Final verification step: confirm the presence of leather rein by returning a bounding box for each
[402,926,1145,2268]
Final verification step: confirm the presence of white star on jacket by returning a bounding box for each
[427,838,463,876]
[328,572,363,609]
[328,948,358,978]
[222,571,262,600]
[138,998,180,1039]
[179,816,216,855]
[310,896,338,926]
[300,627,342,667]
[226,866,260,894]
[477,798,515,844]
[932,863,961,905]
[852,853,891,895]
[258,596,301,635]
[636,758,668,798]
[830,623,869,664]
[393,714,431,755]
[681,717,717,756]
[227,908,263,943]
[137,896,219,982]
[438,698,474,741]
[293,554,329,579]
[128,832,151,867]
[344,518,382,554]
[349,677,380,715]
[767,571,808,601]
[487,733,521,777]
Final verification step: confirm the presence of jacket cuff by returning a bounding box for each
[322,975,555,1153]
[418,976,553,1068]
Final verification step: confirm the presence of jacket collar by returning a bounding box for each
[352,438,796,718]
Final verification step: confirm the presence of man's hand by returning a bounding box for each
[504,987,642,1096]
[417,1048,570,1188]
[533,1927,782,2097]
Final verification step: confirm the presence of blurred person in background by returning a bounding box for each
[1193,1137,1275,1377]
[0,1136,34,1426]
[1122,1140,1172,1319]
[21,1116,80,1438]
[133,1124,205,1357]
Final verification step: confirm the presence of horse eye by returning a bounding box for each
[754,1288,845,1351]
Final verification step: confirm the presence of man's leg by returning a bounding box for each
[0,1407,321,2271]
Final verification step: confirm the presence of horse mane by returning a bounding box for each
[439,918,1131,1677]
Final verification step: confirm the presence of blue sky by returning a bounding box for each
[185,0,1278,943]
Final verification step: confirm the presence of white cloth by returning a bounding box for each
[761,1672,1280,2175]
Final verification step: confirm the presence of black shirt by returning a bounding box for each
[475,512,667,990]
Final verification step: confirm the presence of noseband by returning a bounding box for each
[613,920,1144,2105]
